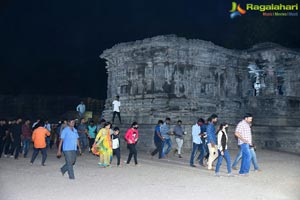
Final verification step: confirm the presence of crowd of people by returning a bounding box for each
[0,111,261,180]
[151,113,261,177]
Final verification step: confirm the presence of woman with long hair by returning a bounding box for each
[215,123,233,177]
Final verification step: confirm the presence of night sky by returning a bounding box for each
[0,0,299,99]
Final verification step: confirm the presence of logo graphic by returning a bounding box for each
[229,2,247,19]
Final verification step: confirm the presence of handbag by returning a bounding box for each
[91,143,100,156]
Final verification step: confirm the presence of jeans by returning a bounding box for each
[162,138,172,157]
[215,149,232,173]
[30,147,47,165]
[22,138,31,157]
[46,136,50,148]
[232,147,259,170]
[239,143,251,174]
[250,148,259,170]
[126,144,138,164]
[61,150,77,179]
[190,143,202,165]
[10,141,21,159]
[78,134,88,153]
[78,112,84,118]
[232,147,242,168]
[175,138,183,155]
[151,140,163,159]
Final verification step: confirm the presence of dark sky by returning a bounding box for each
[0,0,299,99]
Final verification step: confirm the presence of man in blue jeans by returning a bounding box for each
[57,118,81,180]
[77,118,88,155]
[161,118,172,158]
[234,113,253,176]
[232,145,260,171]
[190,118,205,167]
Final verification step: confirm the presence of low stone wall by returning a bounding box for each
[0,95,104,122]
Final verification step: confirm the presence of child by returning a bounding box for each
[111,127,121,166]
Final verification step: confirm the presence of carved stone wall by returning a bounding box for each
[100,35,300,154]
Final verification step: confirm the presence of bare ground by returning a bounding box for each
[0,148,299,200]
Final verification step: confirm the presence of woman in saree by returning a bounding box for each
[95,122,112,167]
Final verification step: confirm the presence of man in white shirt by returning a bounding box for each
[112,95,121,124]
[76,101,86,118]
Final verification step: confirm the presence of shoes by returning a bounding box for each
[238,173,249,177]
[190,164,196,168]
[199,163,207,167]
[227,173,235,177]
[60,169,65,176]
[178,155,182,158]
[4,154,8,158]
[173,149,178,155]
[254,169,262,172]
[10,155,14,158]
[215,173,221,177]
[232,166,238,170]
[42,163,46,166]
[98,163,110,168]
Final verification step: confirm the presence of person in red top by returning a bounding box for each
[30,121,51,166]
[125,122,139,165]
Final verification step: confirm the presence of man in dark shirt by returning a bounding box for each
[151,120,164,159]
[77,118,88,155]
[0,119,8,158]
[10,118,23,159]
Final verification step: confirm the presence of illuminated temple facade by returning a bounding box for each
[100,35,300,154]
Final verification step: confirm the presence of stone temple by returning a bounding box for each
[100,35,300,154]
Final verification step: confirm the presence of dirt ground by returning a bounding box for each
[1,148,299,200]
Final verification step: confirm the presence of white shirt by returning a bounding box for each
[112,100,121,112]
[44,123,51,132]
[217,130,228,151]
[76,103,86,113]
[192,123,202,144]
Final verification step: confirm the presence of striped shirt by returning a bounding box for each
[236,120,252,145]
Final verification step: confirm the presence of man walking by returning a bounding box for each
[234,113,253,176]
[77,118,88,155]
[57,118,81,180]
[161,117,172,158]
[30,121,51,166]
[22,119,32,158]
[151,120,164,159]
[10,118,22,159]
[173,120,185,158]
[207,114,219,170]
[190,118,205,167]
